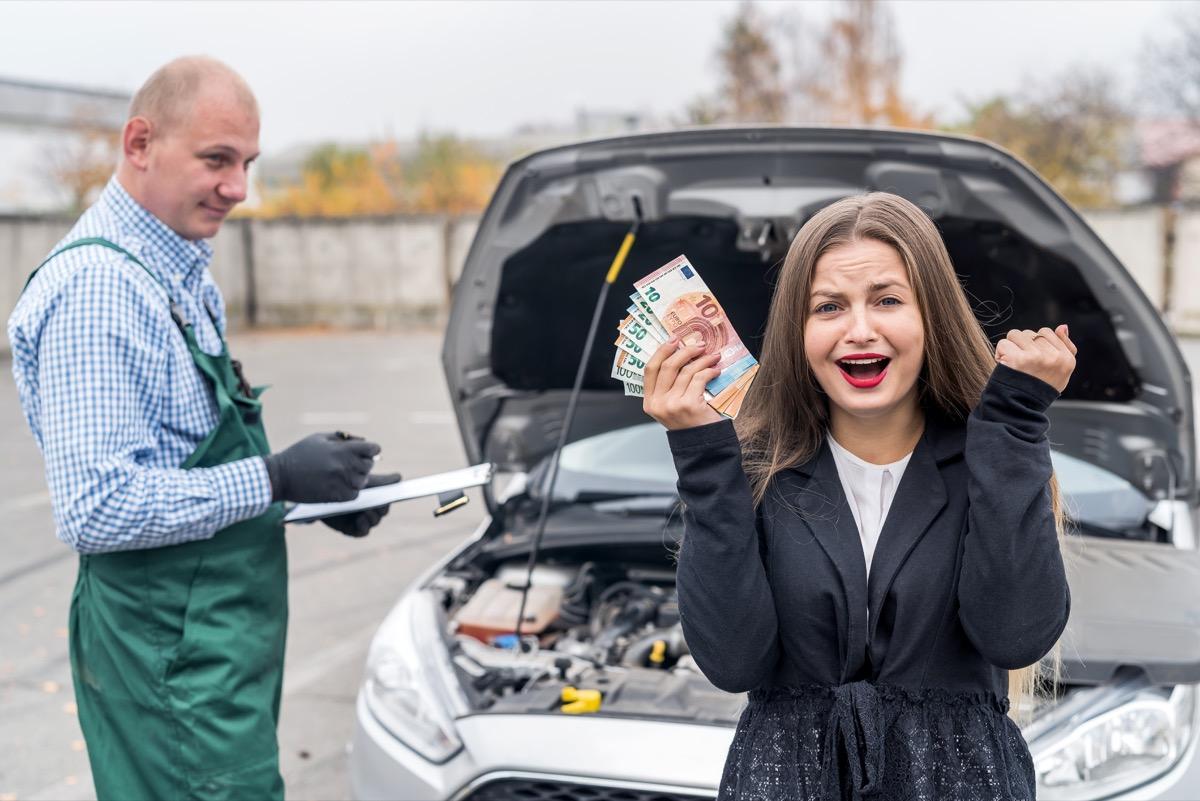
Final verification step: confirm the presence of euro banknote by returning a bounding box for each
[612,255,758,418]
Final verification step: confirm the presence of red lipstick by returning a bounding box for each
[836,353,890,389]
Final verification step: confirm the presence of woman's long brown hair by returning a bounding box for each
[734,192,1064,718]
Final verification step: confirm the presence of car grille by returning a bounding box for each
[462,777,714,801]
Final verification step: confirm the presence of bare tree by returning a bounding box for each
[1142,1,1200,125]
[716,1,787,123]
[683,0,928,129]
[805,0,928,127]
[774,6,826,124]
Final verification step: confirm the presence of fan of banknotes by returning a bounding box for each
[612,255,759,419]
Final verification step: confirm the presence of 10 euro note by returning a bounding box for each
[634,255,758,411]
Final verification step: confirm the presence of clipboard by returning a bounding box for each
[283,463,494,523]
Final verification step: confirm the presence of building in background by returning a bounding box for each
[0,76,129,213]
[1121,120,1200,206]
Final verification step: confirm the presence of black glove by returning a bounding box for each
[322,472,403,538]
[264,432,381,503]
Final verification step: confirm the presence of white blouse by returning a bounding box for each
[827,434,914,576]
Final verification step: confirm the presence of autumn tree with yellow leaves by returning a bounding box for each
[257,134,502,218]
[688,0,1128,207]
[955,68,1130,208]
[47,112,122,214]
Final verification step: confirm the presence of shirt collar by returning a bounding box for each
[102,178,214,286]
[827,433,913,472]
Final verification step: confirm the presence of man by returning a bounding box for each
[8,56,397,800]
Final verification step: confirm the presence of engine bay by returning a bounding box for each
[428,556,745,724]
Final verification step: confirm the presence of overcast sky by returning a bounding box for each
[0,0,1179,153]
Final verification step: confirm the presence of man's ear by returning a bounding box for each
[123,117,153,170]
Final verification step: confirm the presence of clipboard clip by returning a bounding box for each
[434,490,469,517]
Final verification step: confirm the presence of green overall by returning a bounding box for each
[28,238,289,800]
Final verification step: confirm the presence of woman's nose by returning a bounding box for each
[843,307,878,343]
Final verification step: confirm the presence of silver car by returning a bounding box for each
[349,128,1200,800]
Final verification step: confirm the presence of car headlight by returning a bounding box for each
[363,588,467,764]
[1035,683,1197,799]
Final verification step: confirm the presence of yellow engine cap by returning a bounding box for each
[560,686,603,714]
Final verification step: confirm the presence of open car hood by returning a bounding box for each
[442,128,1194,511]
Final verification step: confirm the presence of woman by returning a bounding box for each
[642,192,1073,800]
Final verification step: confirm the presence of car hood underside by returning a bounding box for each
[443,128,1193,509]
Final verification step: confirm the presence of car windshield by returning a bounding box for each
[544,422,1152,532]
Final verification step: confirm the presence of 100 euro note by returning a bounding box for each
[633,255,758,413]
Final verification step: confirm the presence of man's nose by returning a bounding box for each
[218,168,248,203]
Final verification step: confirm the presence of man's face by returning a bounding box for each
[140,88,260,241]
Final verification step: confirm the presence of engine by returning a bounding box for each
[428,559,743,722]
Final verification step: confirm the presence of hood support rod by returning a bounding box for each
[513,197,644,647]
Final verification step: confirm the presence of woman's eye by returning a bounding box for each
[879,297,900,306]
[815,303,839,314]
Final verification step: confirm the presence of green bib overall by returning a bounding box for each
[29,238,289,800]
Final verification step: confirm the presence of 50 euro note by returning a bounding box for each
[615,315,662,360]
[616,314,720,402]
[634,255,758,411]
[615,332,654,363]
[612,347,646,387]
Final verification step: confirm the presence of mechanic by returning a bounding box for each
[7,56,399,800]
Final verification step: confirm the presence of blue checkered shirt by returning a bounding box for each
[8,178,272,554]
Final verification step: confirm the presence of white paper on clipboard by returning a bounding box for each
[283,463,493,523]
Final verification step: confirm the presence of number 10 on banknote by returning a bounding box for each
[611,255,759,418]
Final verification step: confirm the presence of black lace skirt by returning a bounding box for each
[719,683,1036,801]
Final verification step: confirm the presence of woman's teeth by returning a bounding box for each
[837,358,890,379]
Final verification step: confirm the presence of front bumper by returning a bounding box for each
[350,686,1200,801]
[349,690,731,800]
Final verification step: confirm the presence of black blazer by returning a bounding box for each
[667,364,1070,801]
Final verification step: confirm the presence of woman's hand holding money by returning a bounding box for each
[642,337,724,430]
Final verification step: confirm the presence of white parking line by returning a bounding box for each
[299,411,370,427]
[407,410,454,425]
[25,773,94,801]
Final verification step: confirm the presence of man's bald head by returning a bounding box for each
[128,55,258,134]
[118,56,261,240]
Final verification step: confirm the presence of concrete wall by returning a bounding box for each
[1171,211,1200,335]
[251,216,460,327]
[0,215,74,350]
[0,214,481,355]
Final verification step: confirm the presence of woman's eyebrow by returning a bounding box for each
[811,281,908,300]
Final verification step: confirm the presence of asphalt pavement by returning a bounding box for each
[0,329,483,801]
[5,330,1200,801]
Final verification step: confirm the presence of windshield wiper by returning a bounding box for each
[588,494,680,515]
